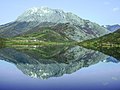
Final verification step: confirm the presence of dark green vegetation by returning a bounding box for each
[79,29,120,60]
[97,47,120,61]
[80,29,120,48]
[0,38,6,48]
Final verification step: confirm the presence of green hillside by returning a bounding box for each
[80,29,120,48]
[4,29,76,45]
[19,29,69,42]
[79,29,120,60]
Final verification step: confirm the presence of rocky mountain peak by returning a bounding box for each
[16,7,67,23]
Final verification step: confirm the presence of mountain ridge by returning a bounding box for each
[0,7,109,41]
[104,24,120,32]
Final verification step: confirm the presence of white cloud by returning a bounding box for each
[113,7,119,12]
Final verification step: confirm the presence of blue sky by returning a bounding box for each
[0,0,120,25]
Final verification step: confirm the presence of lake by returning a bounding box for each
[0,45,120,90]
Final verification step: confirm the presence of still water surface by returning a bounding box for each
[0,45,120,90]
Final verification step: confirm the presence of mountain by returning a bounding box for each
[0,45,108,79]
[104,24,120,32]
[103,57,119,63]
[0,7,108,41]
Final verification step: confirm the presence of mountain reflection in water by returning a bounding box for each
[0,45,119,80]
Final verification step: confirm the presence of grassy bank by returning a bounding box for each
[4,39,77,46]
